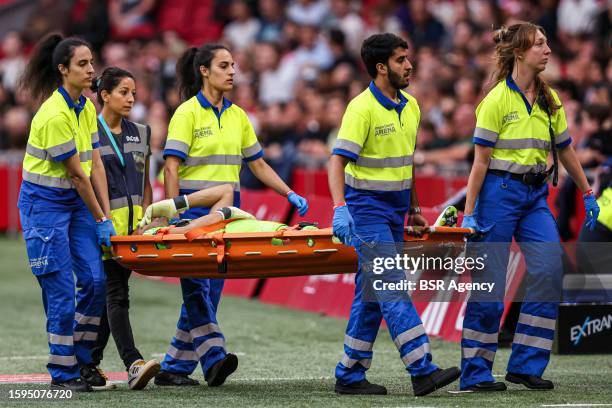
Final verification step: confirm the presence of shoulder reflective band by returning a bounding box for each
[98,113,125,167]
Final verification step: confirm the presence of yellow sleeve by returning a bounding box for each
[163,112,193,160]
[87,104,99,148]
[550,90,571,148]
[241,111,263,161]
[333,104,369,160]
[473,96,501,147]
[44,115,77,161]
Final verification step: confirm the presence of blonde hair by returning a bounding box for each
[492,22,558,115]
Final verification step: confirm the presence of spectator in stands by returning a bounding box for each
[254,41,299,105]
[108,0,156,41]
[223,0,260,51]
[0,106,29,150]
[291,24,334,81]
[325,0,365,55]
[64,0,110,53]
[0,32,26,93]
[286,0,329,27]
[256,0,286,43]
[398,0,446,49]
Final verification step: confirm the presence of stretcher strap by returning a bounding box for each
[184,219,235,242]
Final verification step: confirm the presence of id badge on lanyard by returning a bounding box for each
[98,113,125,167]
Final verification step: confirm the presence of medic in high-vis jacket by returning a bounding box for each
[460,23,599,392]
[329,33,460,397]
[18,34,116,392]
[154,43,308,387]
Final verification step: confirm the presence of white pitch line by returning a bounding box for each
[541,405,612,407]
[0,355,47,361]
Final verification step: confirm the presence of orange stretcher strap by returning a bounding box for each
[184,219,236,242]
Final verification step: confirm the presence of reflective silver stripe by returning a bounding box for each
[242,141,262,158]
[488,158,547,174]
[393,325,426,349]
[517,313,556,331]
[79,150,92,162]
[99,145,114,156]
[74,312,101,326]
[334,139,362,156]
[91,132,99,145]
[191,323,222,339]
[356,155,413,168]
[165,139,190,155]
[462,346,496,362]
[345,173,412,191]
[73,331,97,342]
[110,195,143,210]
[178,180,240,192]
[185,154,242,166]
[167,345,198,361]
[26,143,50,160]
[48,354,77,366]
[400,343,430,366]
[513,333,553,350]
[462,328,498,344]
[48,333,73,346]
[195,337,225,358]
[22,169,73,189]
[124,143,147,154]
[340,354,371,369]
[495,138,550,150]
[555,129,570,145]
[175,329,192,343]
[344,335,373,352]
[47,139,77,158]
[474,127,498,142]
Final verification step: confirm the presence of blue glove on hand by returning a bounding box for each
[287,191,308,216]
[583,193,600,231]
[332,205,354,245]
[461,214,480,238]
[95,219,116,247]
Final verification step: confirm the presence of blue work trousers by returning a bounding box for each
[161,206,226,377]
[460,173,562,389]
[20,203,106,382]
[335,220,438,385]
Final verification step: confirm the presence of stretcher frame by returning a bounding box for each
[111,225,471,279]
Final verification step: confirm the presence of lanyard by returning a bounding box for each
[98,114,125,167]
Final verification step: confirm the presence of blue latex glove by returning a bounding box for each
[95,219,116,247]
[583,194,600,231]
[287,191,308,216]
[461,214,480,238]
[332,205,354,245]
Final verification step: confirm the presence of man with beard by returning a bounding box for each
[328,33,460,396]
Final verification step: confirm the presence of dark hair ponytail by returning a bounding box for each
[20,32,92,102]
[91,67,135,105]
[176,43,230,101]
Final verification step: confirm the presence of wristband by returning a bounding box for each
[285,190,295,197]
[96,216,108,223]
[584,189,594,197]
[409,206,421,215]
[333,202,346,209]
[173,195,189,210]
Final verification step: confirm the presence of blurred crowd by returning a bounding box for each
[0,0,610,185]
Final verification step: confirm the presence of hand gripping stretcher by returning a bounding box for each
[110,221,472,279]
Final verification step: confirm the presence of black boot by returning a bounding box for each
[80,364,107,387]
[412,367,461,396]
[51,378,92,392]
[335,379,387,395]
[505,373,554,390]
[463,381,507,392]
[205,353,238,387]
[154,371,200,386]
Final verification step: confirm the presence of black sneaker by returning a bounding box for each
[463,381,507,392]
[505,372,554,390]
[411,367,461,396]
[205,353,238,387]
[80,364,107,387]
[51,378,92,392]
[154,371,200,386]
[335,379,388,395]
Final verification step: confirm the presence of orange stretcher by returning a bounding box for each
[110,224,471,279]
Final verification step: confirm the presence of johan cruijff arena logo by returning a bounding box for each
[570,314,612,346]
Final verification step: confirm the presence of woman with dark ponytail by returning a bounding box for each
[87,67,161,390]
[18,33,116,392]
[148,43,308,387]
[459,22,599,392]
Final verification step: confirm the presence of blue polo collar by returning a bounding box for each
[58,86,86,118]
[368,81,408,114]
[506,75,533,115]
[196,91,232,119]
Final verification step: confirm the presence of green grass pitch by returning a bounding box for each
[0,237,610,407]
